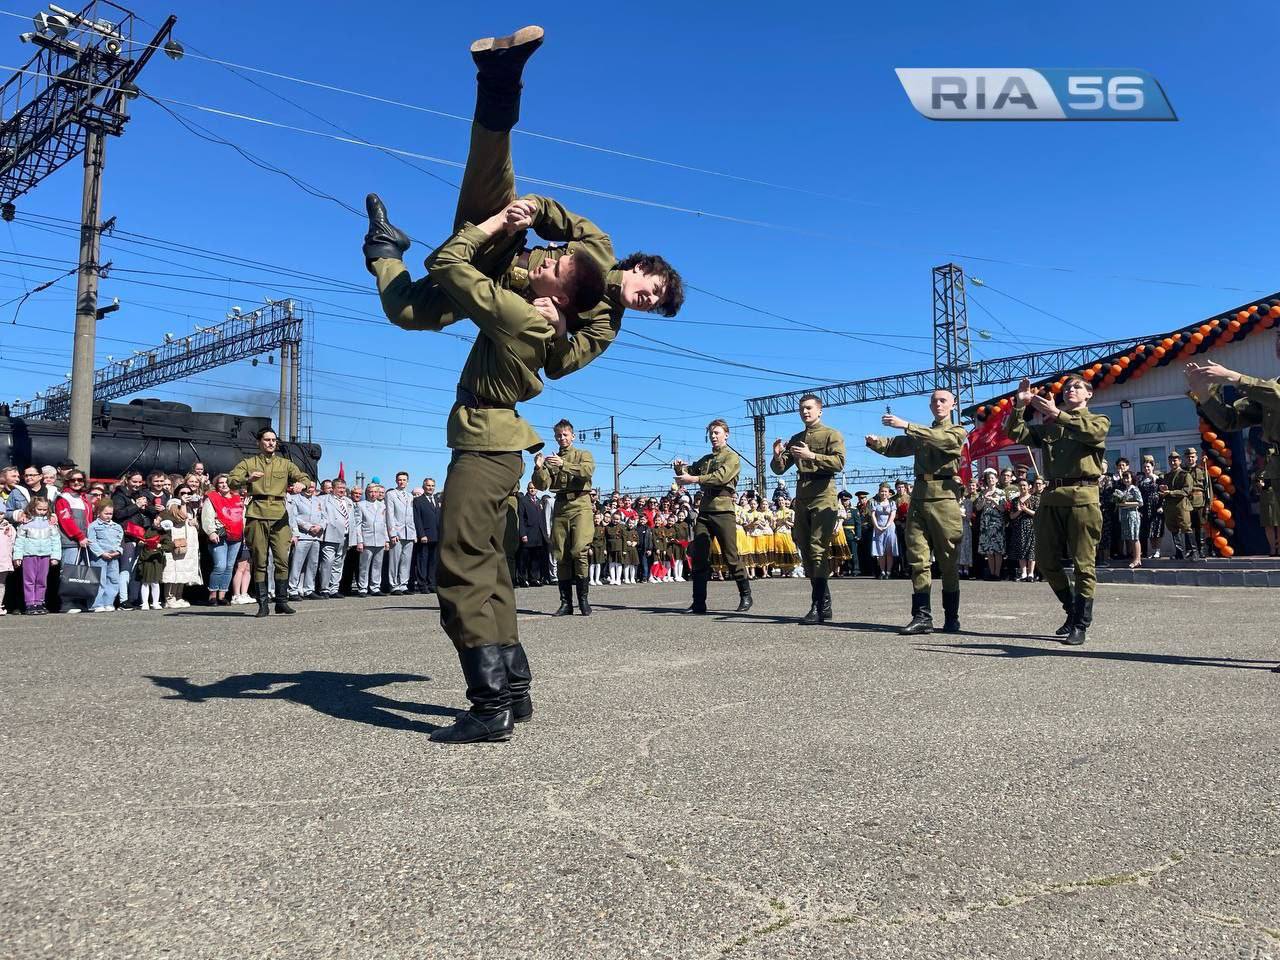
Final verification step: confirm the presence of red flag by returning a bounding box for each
[336,461,345,481]
[961,405,1017,484]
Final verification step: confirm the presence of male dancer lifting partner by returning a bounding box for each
[364,25,684,376]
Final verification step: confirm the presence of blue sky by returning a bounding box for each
[0,0,1276,490]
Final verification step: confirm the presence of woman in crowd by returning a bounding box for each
[773,495,802,578]
[977,467,1008,581]
[747,496,773,578]
[0,509,14,614]
[161,497,201,608]
[870,483,897,580]
[202,474,245,606]
[1010,476,1039,582]
[1097,469,1115,566]
[1137,456,1163,559]
[54,469,94,613]
[1115,469,1144,569]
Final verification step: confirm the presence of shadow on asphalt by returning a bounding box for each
[144,671,460,732]
[918,641,1280,671]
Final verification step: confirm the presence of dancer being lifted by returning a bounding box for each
[364,26,684,379]
[363,30,614,745]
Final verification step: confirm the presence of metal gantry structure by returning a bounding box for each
[744,263,1151,491]
[12,299,311,440]
[0,1,180,473]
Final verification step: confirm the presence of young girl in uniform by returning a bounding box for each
[605,513,625,585]
[135,514,175,610]
[623,516,640,584]
[589,512,607,586]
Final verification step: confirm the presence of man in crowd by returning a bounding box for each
[532,419,596,616]
[866,389,967,634]
[770,394,847,623]
[355,482,389,597]
[363,24,683,380]
[1184,447,1208,557]
[287,480,324,600]
[1004,376,1110,645]
[412,478,441,594]
[678,419,752,614]
[317,479,357,599]
[1159,451,1197,561]
[516,481,547,588]
[385,471,417,595]
[228,427,312,618]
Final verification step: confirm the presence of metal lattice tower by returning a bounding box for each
[932,263,973,422]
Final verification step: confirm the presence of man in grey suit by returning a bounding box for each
[412,476,441,594]
[385,471,417,595]
[287,480,325,599]
[356,483,390,596]
[317,479,359,598]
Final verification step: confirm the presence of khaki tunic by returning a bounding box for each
[1161,467,1194,533]
[770,423,846,579]
[866,418,967,593]
[226,452,311,582]
[532,445,596,581]
[1004,404,1110,599]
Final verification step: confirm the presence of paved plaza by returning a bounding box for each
[2,578,1278,959]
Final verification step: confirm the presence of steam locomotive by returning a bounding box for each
[0,398,322,480]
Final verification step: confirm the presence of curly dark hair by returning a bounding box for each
[616,252,685,317]
[567,254,607,314]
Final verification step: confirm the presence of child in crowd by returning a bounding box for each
[161,498,200,609]
[623,517,640,584]
[0,513,14,614]
[589,513,606,586]
[13,496,59,614]
[605,512,625,585]
[86,502,124,613]
[135,515,174,611]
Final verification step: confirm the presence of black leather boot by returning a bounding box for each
[900,591,933,635]
[501,643,533,724]
[576,577,592,616]
[430,645,514,743]
[818,578,833,622]
[1064,595,1092,646]
[941,590,960,633]
[552,581,574,617]
[275,595,296,615]
[470,25,544,132]
[687,573,708,614]
[735,578,753,612]
[362,193,411,269]
[800,579,821,624]
[254,581,269,618]
[1053,586,1075,637]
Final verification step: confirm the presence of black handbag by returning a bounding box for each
[60,547,101,605]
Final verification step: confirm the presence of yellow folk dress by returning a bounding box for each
[772,507,802,572]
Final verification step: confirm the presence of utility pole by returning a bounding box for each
[66,128,105,471]
[610,416,620,494]
[288,335,300,441]
[278,341,289,434]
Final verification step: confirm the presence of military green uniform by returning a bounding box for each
[370,104,622,376]
[1005,402,1109,642]
[1200,375,1280,528]
[427,219,556,653]
[769,423,846,579]
[226,452,311,583]
[591,524,607,566]
[1161,467,1193,533]
[866,418,967,593]
[686,448,746,582]
[532,445,595,581]
[1186,455,1208,553]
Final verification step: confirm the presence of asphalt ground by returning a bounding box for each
[2,577,1278,959]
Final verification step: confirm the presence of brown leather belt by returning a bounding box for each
[456,385,514,410]
[557,490,588,501]
[1047,478,1093,489]
[916,473,955,482]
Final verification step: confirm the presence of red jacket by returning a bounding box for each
[55,494,94,544]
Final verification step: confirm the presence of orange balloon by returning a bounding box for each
[1109,364,1123,376]
[1270,305,1280,317]
[1092,363,1104,372]
[1228,320,1241,332]
[1211,499,1225,511]
[1050,383,1062,394]
[1249,304,1259,314]
[1118,356,1131,368]
[1213,535,1228,549]
[1222,545,1235,557]
[1262,316,1277,329]
[1191,333,1204,344]
[1220,508,1232,521]
[1209,465,1222,478]
[1237,310,1250,321]
[1204,431,1218,443]
[1199,324,1212,335]
[1162,338,1175,348]
[1213,439,1227,452]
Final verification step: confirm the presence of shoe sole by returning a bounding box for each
[471,25,544,54]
